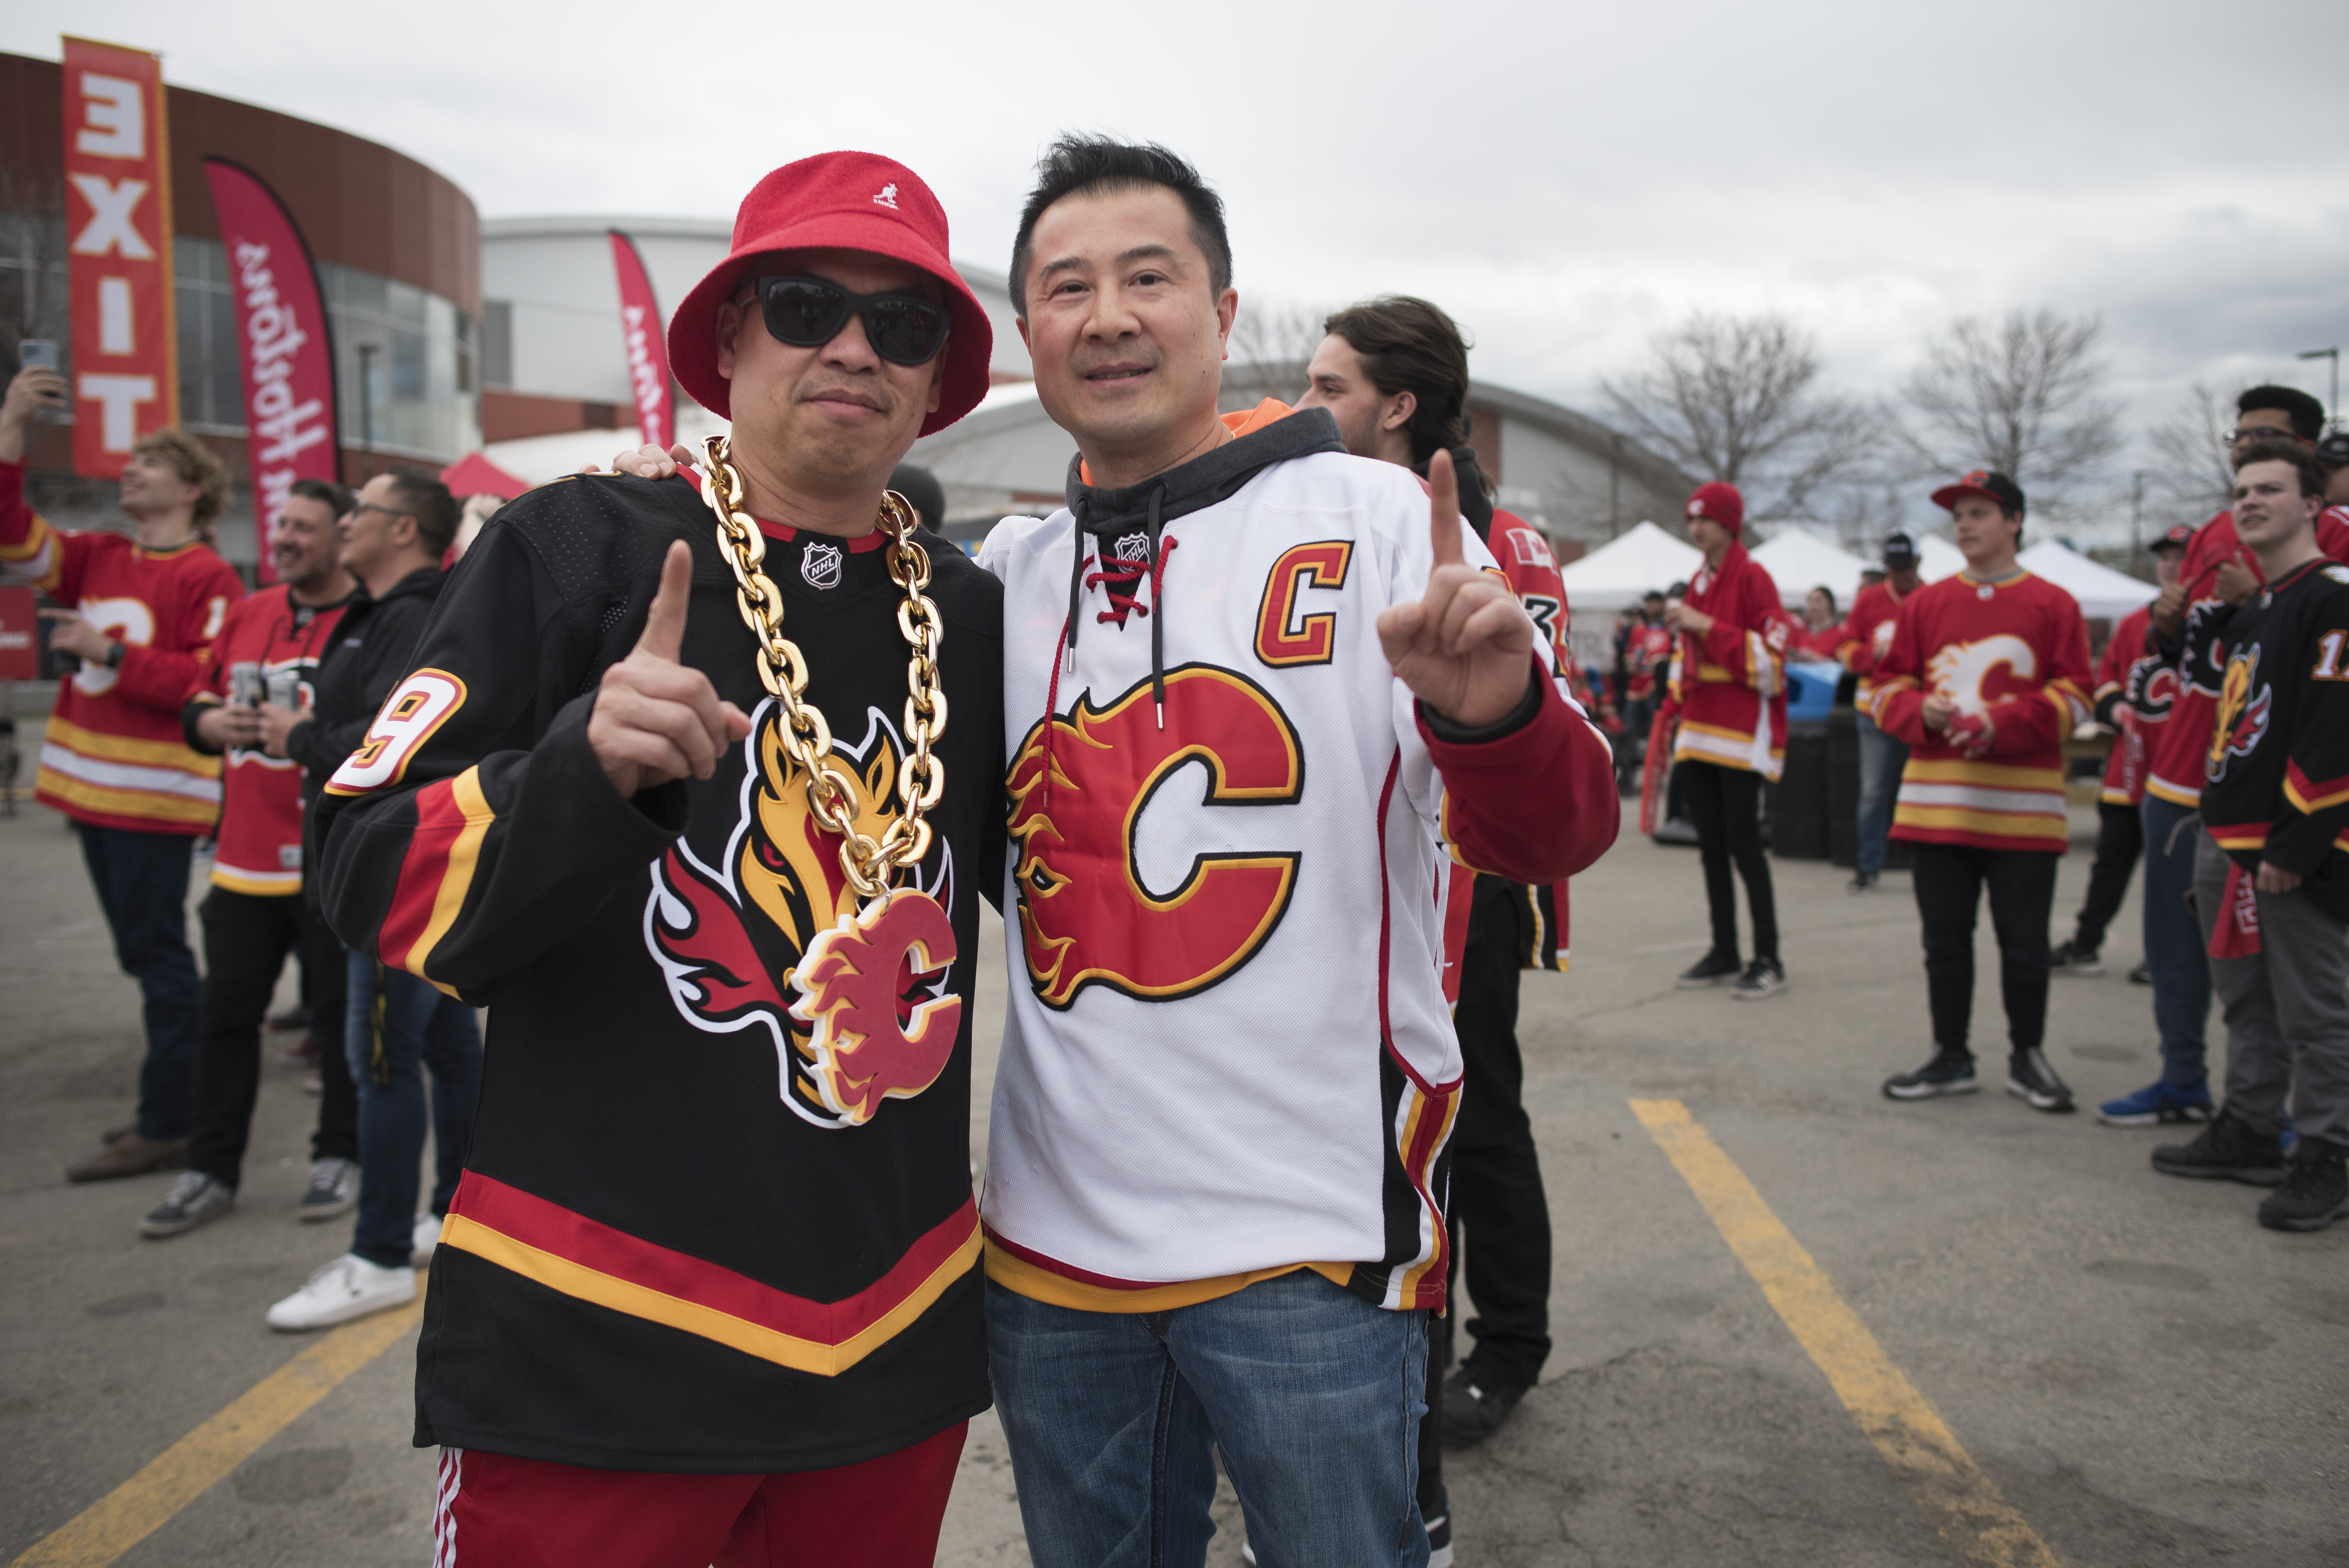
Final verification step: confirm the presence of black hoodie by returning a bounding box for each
[285,562,449,798]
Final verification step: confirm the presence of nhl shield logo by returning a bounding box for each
[801,541,844,590]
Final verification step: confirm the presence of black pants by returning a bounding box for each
[1911,841,2058,1058]
[1420,878,1554,1505]
[2069,798,2143,954]
[75,823,202,1139]
[1682,761,1777,962]
[187,887,358,1188]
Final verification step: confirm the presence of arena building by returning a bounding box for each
[1,50,481,570]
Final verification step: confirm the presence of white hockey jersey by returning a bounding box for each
[977,402,1618,1313]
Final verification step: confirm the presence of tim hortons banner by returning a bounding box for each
[609,231,674,451]
[203,158,339,578]
[62,37,177,478]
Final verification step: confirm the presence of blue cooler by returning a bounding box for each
[1786,660,1840,721]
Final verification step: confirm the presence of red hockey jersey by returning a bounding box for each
[2144,508,2349,809]
[184,584,350,894]
[1476,509,1577,973]
[2092,604,2156,807]
[0,460,244,834]
[1668,540,1790,779]
[1873,571,2092,853]
[1834,579,1913,716]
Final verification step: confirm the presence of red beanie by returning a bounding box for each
[1686,481,1744,536]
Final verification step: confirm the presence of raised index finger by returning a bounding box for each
[1427,448,1463,569]
[635,540,693,663]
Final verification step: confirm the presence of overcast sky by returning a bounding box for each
[12,0,2347,533]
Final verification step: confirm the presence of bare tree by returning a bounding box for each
[1893,309,2121,507]
[1597,311,1868,520]
[1223,297,1333,412]
[2142,380,2239,528]
[0,167,70,371]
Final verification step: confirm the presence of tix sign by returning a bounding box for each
[62,37,178,478]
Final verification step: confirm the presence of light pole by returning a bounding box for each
[356,343,378,483]
[2131,470,2147,569]
[1608,431,1623,539]
[2301,347,2340,430]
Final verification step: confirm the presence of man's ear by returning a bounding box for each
[1383,389,1417,435]
[1215,287,1239,360]
[1016,314,1032,356]
[716,298,745,383]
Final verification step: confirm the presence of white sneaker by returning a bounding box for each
[265,1254,415,1331]
[412,1212,444,1266]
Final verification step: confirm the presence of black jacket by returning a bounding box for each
[310,474,1003,1471]
[285,563,449,795]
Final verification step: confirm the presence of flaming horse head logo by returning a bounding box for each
[1006,665,1303,1010]
[644,703,958,1128]
[2207,647,2270,784]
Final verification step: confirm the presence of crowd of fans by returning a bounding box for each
[2,132,2345,1564]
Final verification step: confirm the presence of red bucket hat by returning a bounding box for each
[667,151,992,437]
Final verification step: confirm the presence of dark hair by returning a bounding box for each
[1010,136,1231,317]
[2232,436,2327,500]
[2237,385,2325,443]
[1643,589,1665,602]
[1321,296,1472,467]
[382,467,459,556]
[286,477,354,517]
[889,462,947,533]
[1810,584,1838,615]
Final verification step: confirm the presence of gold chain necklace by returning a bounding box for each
[696,434,948,902]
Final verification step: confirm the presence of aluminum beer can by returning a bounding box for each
[229,661,263,707]
[266,668,303,710]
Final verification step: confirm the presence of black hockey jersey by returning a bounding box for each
[2203,556,2349,912]
[312,472,1003,1472]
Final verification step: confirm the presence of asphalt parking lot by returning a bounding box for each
[3,795,2344,1567]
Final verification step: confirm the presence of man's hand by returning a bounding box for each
[2257,860,2302,894]
[1375,450,1537,729]
[1663,602,1715,638]
[2214,554,2259,608]
[1922,694,1957,732]
[2151,579,2187,638]
[595,443,697,481]
[256,702,303,759]
[39,607,114,663]
[195,703,262,752]
[587,540,752,798]
[0,365,67,460]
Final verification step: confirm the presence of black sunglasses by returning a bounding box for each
[750,275,952,367]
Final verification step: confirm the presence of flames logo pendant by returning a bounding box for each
[787,891,962,1124]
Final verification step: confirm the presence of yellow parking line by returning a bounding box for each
[9,1304,422,1568]
[1630,1099,2059,1568]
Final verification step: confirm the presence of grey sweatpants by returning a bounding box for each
[2192,834,2349,1147]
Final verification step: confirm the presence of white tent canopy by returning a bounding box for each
[1747,527,1871,611]
[1915,534,1968,583]
[2018,540,2160,618]
[1556,520,1702,610]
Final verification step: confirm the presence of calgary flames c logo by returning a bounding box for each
[1926,633,2036,716]
[643,702,957,1128]
[1007,664,1303,1010]
[2208,647,2270,784]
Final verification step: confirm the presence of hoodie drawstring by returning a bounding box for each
[1042,487,1181,799]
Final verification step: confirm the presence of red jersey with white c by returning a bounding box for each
[1835,579,1911,716]
[0,460,243,834]
[2092,604,2156,807]
[187,585,349,893]
[1872,571,2092,853]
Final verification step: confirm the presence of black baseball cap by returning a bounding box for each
[1931,469,2026,516]
[2317,429,2349,472]
[2152,521,2195,554]
[1882,530,1919,568]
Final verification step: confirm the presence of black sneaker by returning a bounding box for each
[1883,1051,1978,1100]
[2128,961,2152,985]
[138,1171,235,1238]
[1676,950,1741,988]
[1440,1367,1529,1447]
[297,1157,358,1221]
[1847,871,1877,893]
[1423,1488,1454,1568]
[2049,939,2103,976]
[2257,1140,2349,1232]
[1732,957,1785,1000]
[2151,1107,2287,1186]
[2006,1049,2076,1112]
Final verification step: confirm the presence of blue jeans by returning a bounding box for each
[1855,713,1909,877]
[75,823,201,1139]
[987,1272,1430,1568]
[345,949,482,1270]
[2139,796,2212,1085]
